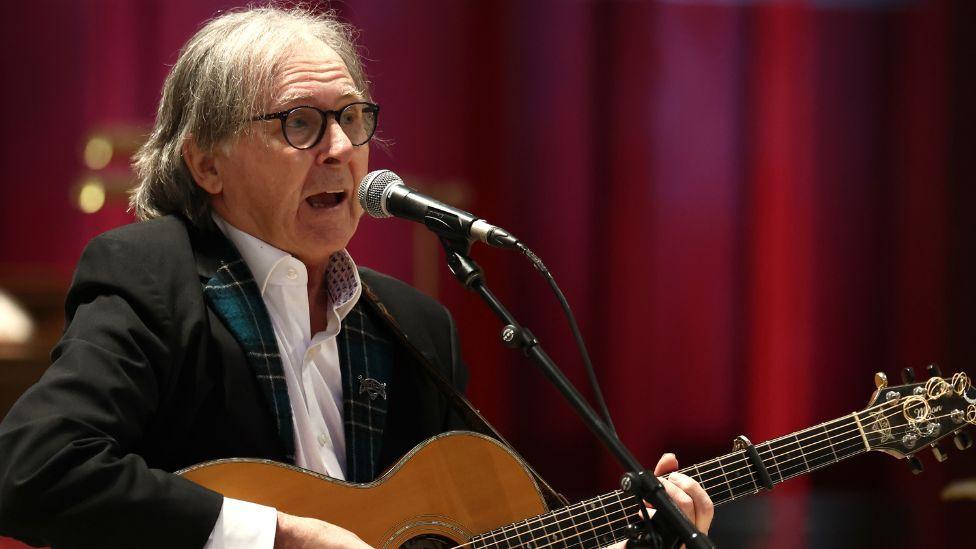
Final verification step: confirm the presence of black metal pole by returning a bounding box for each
[438,237,715,549]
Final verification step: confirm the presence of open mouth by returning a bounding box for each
[306,191,347,209]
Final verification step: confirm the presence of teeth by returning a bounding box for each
[306,191,346,208]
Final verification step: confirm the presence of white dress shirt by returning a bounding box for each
[204,215,363,549]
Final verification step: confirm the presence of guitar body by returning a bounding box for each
[178,431,549,548]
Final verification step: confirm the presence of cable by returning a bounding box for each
[516,242,617,435]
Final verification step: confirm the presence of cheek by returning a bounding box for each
[350,147,370,194]
[224,153,304,211]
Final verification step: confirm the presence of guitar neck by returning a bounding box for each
[469,412,871,548]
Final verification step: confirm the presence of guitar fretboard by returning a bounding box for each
[469,413,870,548]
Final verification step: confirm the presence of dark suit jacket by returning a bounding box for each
[0,215,467,549]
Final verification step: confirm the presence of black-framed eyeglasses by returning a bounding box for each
[252,101,380,149]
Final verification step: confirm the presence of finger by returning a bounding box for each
[658,476,696,525]
[654,453,679,476]
[667,472,714,534]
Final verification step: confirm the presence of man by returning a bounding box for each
[0,7,711,548]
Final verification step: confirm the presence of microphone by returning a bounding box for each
[357,170,520,249]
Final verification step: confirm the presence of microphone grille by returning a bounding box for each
[358,170,401,218]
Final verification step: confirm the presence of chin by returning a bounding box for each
[296,238,350,265]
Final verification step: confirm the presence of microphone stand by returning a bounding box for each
[437,235,716,549]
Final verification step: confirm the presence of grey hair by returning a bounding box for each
[130,6,371,227]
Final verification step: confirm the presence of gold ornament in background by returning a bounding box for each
[74,125,148,214]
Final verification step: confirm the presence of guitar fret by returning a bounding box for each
[793,434,811,470]
[725,453,755,501]
[766,436,798,478]
[544,506,570,548]
[759,441,784,483]
[563,501,584,546]
[821,423,839,462]
[717,456,735,501]
[595,494,619,548]
[497,522,521,548]
[835,415,868,460]
[614,492,631,544]
[472,528,494,548]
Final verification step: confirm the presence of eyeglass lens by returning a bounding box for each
[284,103,377,149]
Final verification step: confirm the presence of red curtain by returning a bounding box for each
[1,1,973,547]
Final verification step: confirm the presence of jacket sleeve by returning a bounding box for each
[0,233,222,549]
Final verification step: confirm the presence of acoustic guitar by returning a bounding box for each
[179,370,975,548]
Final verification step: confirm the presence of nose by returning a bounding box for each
[315,117,355,166]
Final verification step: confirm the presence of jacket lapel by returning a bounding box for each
[337,296,393,483]
[192,225,295,461]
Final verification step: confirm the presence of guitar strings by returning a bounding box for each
[706,377,970,481]
[696,409,961,501]
[686,398,962,490]
[461,434,874,549]
[453,411,959,549]
[555,412,953,547]
[514,494,629,549]
[699,403,963,490]
[462,491,628,549]
[461,416,938,549]
[673,400,885,485]
[457,380,974,547]
[689,410,961,506]
[684,396,905,483]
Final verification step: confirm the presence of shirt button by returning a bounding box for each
[286,268,298,280]
[317,433,328,446]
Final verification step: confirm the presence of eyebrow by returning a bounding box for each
[275,87,366,109]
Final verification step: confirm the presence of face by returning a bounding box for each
[207,39,369,268]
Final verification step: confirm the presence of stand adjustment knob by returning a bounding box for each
[908,456,924,475]
[931,444,948,462]
[500,325,520,348]
[954,432,973,451]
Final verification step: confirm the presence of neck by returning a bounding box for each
[306,262,331,334]
[468,412,872,548]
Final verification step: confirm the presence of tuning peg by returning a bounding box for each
[954,432,973,451]
[931,444,948,462]
[874,372,888,389]
[902,368,917,384]
[926,363,942,378]
[908,456,924,475]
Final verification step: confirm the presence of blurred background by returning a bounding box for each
[1,0,974,547]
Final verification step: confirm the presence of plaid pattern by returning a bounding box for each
[203,256,295,461]
[338,299,393,483]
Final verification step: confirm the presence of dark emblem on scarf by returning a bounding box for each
[358,375,387,401]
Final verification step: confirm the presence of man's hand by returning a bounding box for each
[653,453,713,535]
[274,512,374,549]
[607,453,713,549]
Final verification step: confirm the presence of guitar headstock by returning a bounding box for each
[861,366,975,471]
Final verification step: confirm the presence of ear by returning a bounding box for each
[182,134,222,195]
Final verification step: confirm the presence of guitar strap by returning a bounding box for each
[360,281,568,510]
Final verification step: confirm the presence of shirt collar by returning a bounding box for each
[212,213,362,319]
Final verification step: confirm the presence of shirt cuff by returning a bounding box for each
[203,497,278,549]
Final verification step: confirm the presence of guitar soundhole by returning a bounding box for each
[400,534,456,549]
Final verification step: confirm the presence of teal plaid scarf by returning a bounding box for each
[201,235,393,480]
[203,255,296,461]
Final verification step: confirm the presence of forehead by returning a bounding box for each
[272,38,359,107]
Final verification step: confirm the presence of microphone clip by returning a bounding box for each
[438,236,483,290]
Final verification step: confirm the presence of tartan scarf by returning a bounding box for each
[201,236,392,480]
